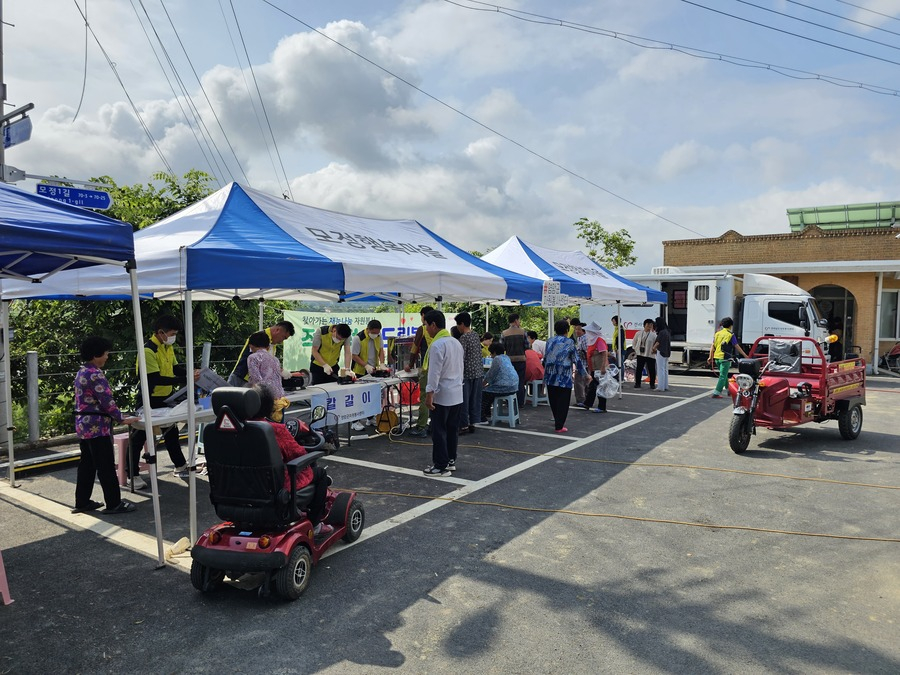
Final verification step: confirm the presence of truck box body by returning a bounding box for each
[580,268,827,369]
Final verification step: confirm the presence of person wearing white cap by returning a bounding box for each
[581,321,609,412]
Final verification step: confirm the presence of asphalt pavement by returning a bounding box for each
[1,373,898,674]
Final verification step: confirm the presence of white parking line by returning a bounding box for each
[326,455,472,485]
[325,389,714,557]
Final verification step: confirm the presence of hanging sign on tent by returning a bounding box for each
[541,280,570,307]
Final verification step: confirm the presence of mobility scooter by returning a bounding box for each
[190,388,365,600]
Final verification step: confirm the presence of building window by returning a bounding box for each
[768,301,805,328]
[694,285,710,301]
[881,291,899,339]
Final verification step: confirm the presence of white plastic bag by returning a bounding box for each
[594,369,620,399]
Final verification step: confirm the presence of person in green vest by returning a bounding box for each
[128,314,200,487]
[309,323,352,384]
[707,317,749,398]
[351,320,385,376]
[405,306,435,437]
[227,321,295,387]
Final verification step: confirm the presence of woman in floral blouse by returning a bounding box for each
[542,320,589,433]
[73,337,139,514]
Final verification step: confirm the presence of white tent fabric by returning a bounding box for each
[481,236,667,304]
[0,183,544,304]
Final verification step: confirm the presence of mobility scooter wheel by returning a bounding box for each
[275,546,313,600]
[838,404,863,440]
[729,415,752,454]
[190,560,225,592]
[343,501,365,543]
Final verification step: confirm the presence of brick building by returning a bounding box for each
[661,202,900,371]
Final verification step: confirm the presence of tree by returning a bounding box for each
[573,217,636,270]
[95,169,216,230]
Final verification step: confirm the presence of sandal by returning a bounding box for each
[71,500,104,514]
[102,499,136,514]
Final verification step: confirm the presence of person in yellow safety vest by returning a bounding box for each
[405,306,436,437]
[480,332,494,358]
[309,323,353,384]
[228,321,296,387]
[707,316,749,399]
[351,320,385,376]
[127,314,201,487]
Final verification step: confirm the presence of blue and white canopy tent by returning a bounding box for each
[482,236,667,397]
[0,182,170,566]
[1,182,547,542]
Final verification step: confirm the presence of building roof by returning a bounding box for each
[787,202,900,232]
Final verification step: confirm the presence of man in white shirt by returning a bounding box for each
[527,331,546,357]
[421,309,464,476]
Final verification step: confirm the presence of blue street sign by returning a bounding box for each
[36,184,113,210]
[2,116,33,149]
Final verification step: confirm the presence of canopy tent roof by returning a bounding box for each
[481,237,666,305]
[0,182,544,303]
[0,182,134,281]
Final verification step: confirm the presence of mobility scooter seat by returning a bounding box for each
[204,387,322,529]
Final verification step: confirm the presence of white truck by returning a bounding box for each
[580,267,829,370]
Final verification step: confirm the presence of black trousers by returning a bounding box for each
[546,385,572,431]
[129,423,186,477]
[430,402,461,469]
[635,355,656,388]
[307,466,329,524]
[75,436,122,509]
[583,378,607,411]
[310,362,338,385]
[481,390,517,423]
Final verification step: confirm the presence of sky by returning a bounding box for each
[5,0,900,272]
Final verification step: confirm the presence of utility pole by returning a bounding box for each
[1,0,7,181]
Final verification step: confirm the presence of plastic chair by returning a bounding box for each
[525,380,549,407]
[490,394,520,427]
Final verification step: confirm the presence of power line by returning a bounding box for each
[130,0,225,184]
[216,0,283,193]
[228,0,294,200]
[444,1,900,98]
[783,0,900,38]
[156,0,252,185]
[259,0,705,238]
[728,0,900,52]
[832,0,900,24]
[678,0,900,69]
[72,0,89,122]
[69,0,175,175]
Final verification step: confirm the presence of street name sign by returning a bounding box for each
[36,184,113,210]
[2,116,33,149]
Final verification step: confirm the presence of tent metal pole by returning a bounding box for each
[184,292,198,545]
[2,301,15,487]
[617,301,623,400]
[258,298,264,330]
[129,269,166,568]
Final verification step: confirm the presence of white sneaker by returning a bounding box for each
[350,421,366,432]
[173,465,189,479]
[129,476,147,490]
[366,417,377,426]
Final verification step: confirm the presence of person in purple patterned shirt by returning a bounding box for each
[73,337,139,514]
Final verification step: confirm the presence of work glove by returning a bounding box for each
[323,364,333,376]
[365,364,376,374]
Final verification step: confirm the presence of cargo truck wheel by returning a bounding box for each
[729,414,752,454]
[838,404,862,440]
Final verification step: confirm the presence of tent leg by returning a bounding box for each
[617,301,623,400]
[129,270,166,568]
[185,292,198,546]
[2,301,15,488]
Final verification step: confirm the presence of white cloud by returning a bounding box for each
[656,141,718,180]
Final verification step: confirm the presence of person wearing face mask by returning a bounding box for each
[127,314,200,486]
[350,320,385,430]
[309,323,353,384]
[227,320,296,387]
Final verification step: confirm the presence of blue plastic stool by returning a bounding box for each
[525,380,549,407]
[490,394,520,427]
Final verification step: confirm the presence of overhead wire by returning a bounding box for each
[227,0,294,200]
[72,0,89,123]
[216,0,284,195]
[783,0,900,38]
[69,0,176,175]
[445,0,900,98]
[678,0,900,69]
[833,0,900,23]
[130,0,225,185]
[727,0,900,52]
[156,0,252,185]
[259,0,705,238]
